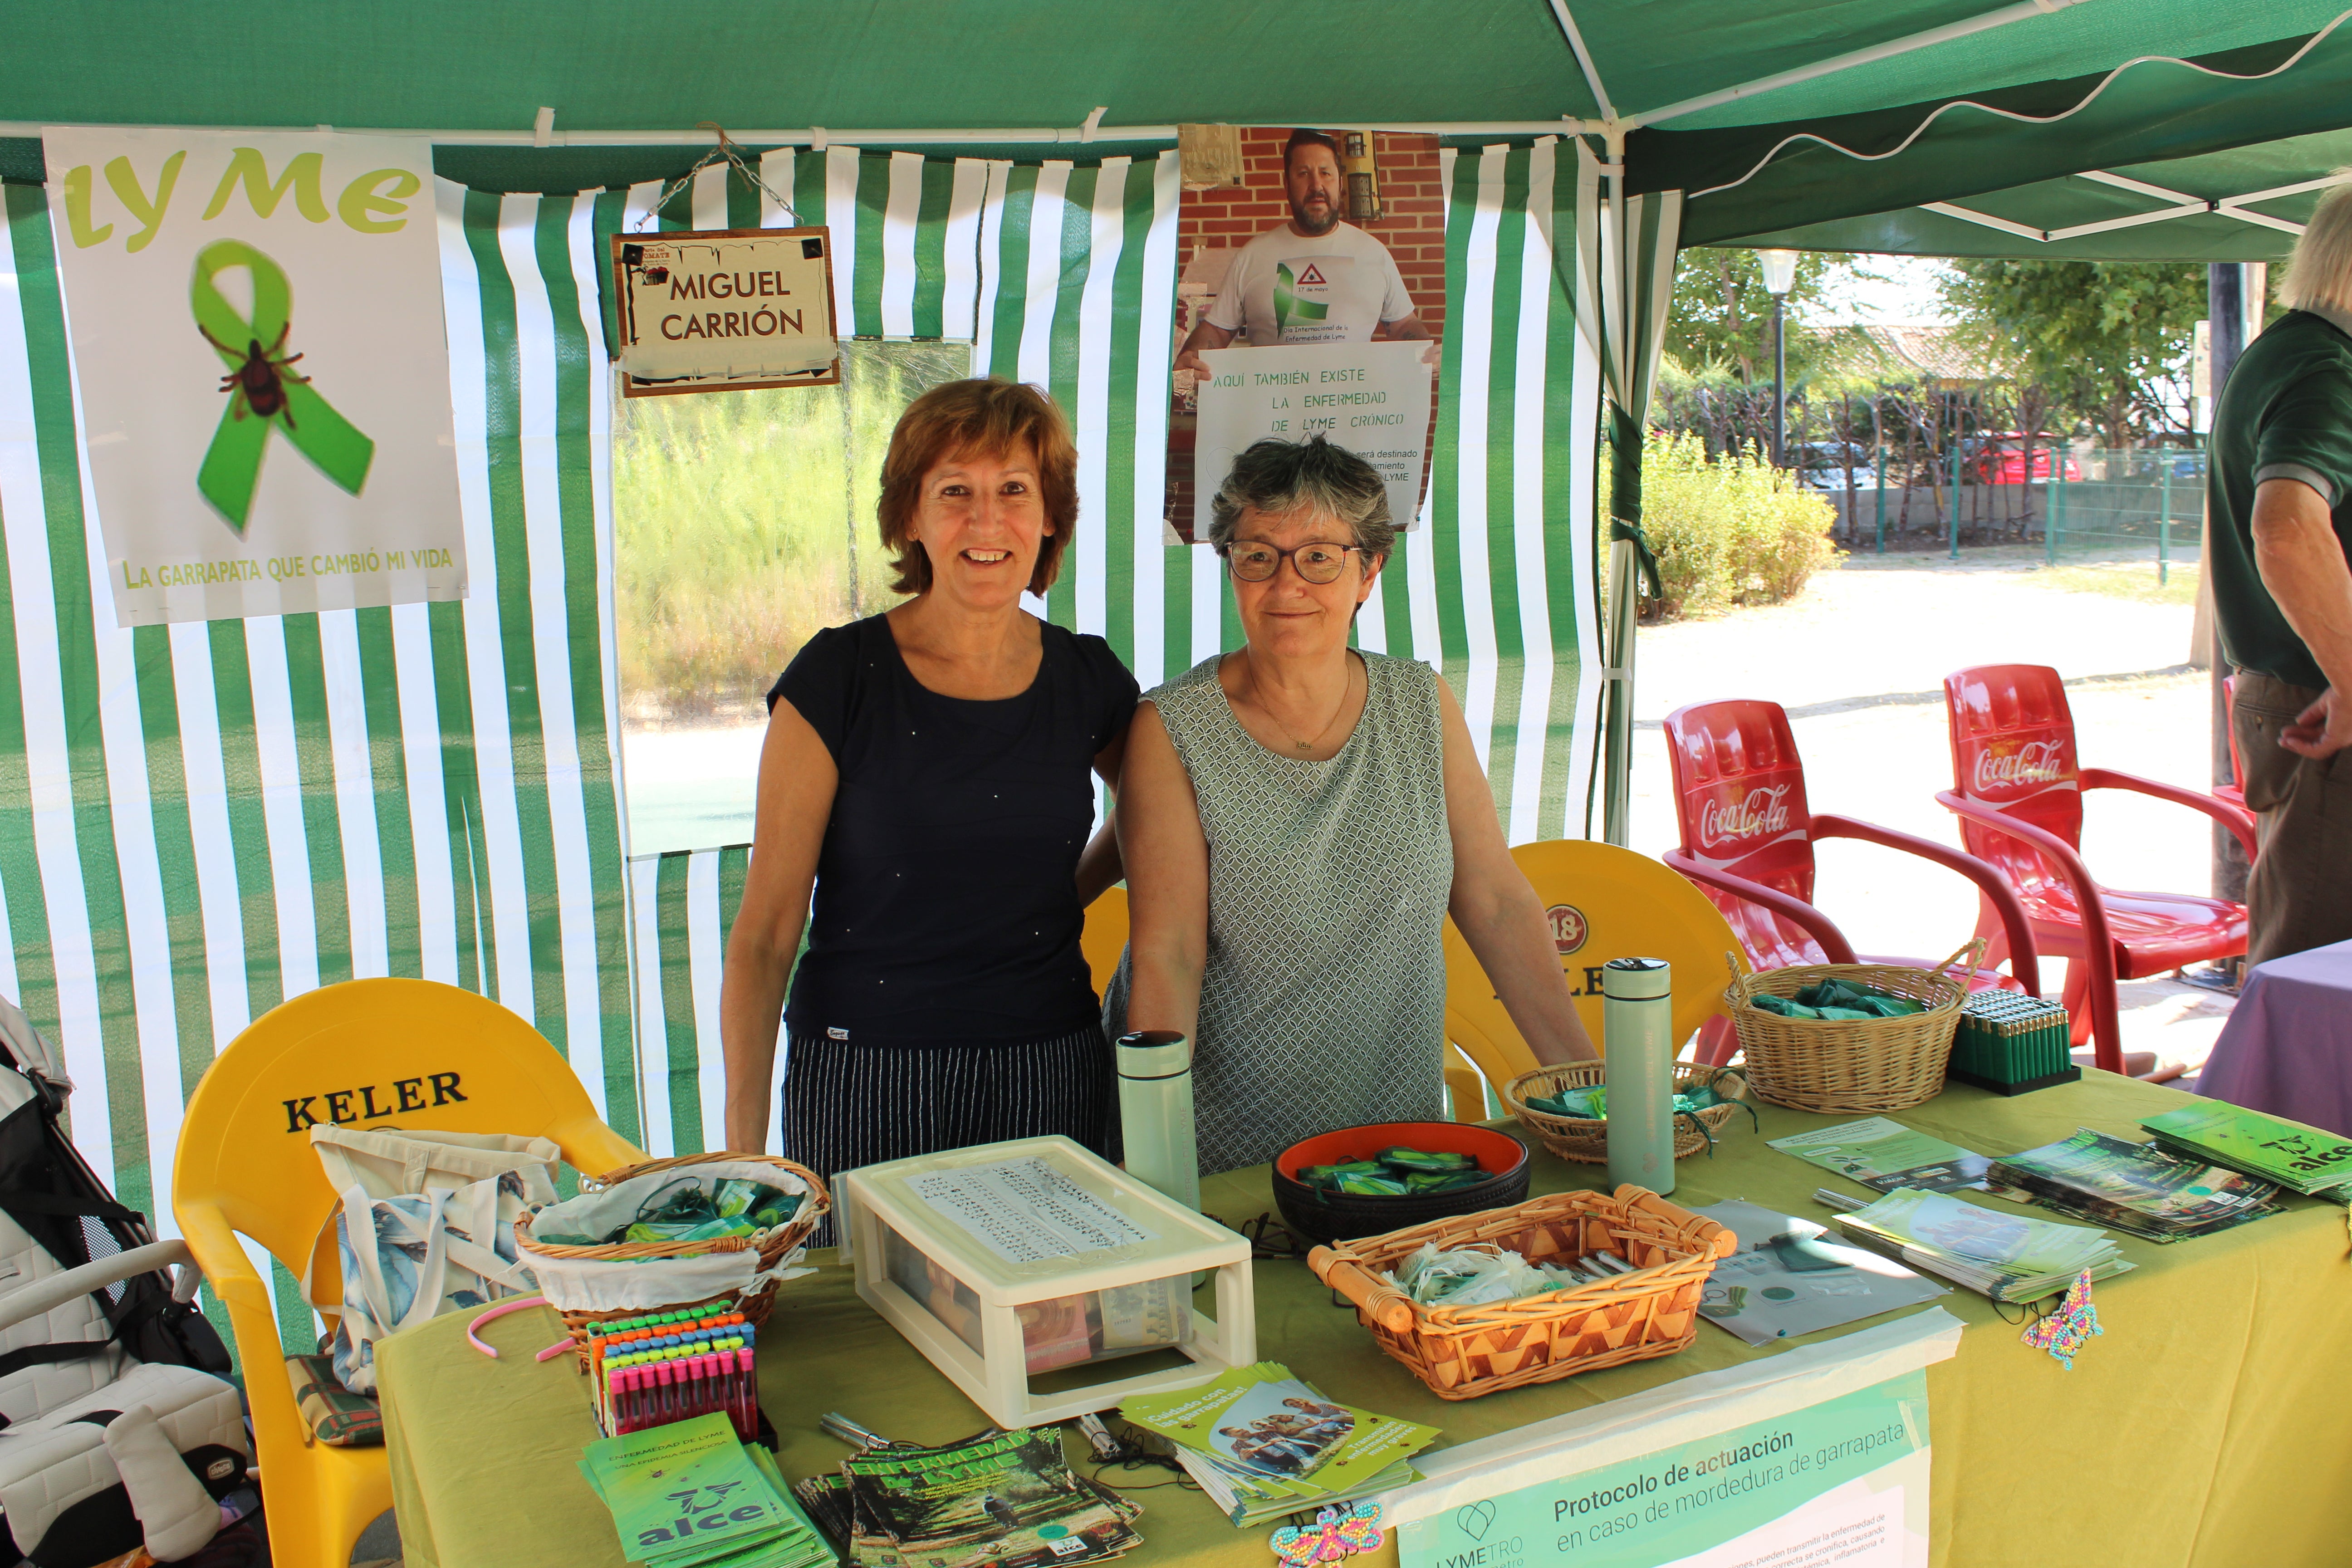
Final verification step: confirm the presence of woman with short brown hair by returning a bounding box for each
[720,379,1134,1209]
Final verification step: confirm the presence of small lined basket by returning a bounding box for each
[1503,1062,1750,1164]
[1307,1187,1731,1400]
[1721,943,1975,1114]
[517,1152,828,1364]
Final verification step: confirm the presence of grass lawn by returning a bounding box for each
[2028,561,2201,607]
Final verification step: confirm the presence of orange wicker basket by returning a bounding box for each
[517,1152,828,1364]
[1307,1187,1731,1400]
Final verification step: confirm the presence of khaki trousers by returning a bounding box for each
[2233,671,2352,969]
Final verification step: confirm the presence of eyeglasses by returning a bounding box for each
[1218,540,1363,584]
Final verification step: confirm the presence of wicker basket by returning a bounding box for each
[1504,1063,1750,1164]
[1721,945,1974,1114]
[517,1152,828,1363]
[1307,1187,1731,1400]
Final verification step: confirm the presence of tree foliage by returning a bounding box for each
[1938,259,2206,446]
[1666,247,1855,384]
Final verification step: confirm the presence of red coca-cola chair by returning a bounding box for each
[1936,664,2257,1074]
[1662,700,2041,1068]
[2215,675,2246,811]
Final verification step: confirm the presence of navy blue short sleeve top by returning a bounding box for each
[767,614,1138,1045]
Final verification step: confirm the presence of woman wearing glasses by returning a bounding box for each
[1108,436,1596,1176]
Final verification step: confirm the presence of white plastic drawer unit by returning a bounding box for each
[835,1136,1256,1428]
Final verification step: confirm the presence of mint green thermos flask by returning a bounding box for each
[1114,1030,1199,1210]
[1602,957,1675,1196]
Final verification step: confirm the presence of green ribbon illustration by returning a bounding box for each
[1273,260,1328,337]
[190,240,374,530]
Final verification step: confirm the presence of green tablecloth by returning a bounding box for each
[378,1073,2352,1568]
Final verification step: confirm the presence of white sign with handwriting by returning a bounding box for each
[1192,340,1432,539]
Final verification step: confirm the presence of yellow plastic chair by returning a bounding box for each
[172,978,645,1568]
[1081,885,1130,999]
[1443,840,1749,1104]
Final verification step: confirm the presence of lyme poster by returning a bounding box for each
[42,127,466,624]
[1166,126,1444,542]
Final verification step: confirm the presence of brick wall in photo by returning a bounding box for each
[1177,128,1449,333]
[1167,129,1447,537]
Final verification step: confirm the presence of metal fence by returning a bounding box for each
[1810,444,2202,581]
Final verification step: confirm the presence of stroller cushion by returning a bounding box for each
[0,1361,246,1556]
[0,1221,120,1426]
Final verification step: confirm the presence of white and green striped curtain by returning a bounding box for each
[1576,147,1683,845]
[616,138,1605,1161]
[0,179,638,1349]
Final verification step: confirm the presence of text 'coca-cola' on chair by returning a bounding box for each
[1937,663,2257,1077]
[1662,699,2043,1068]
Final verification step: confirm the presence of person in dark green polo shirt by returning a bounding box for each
[2207,188,2352,968]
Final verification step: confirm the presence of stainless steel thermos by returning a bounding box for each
[1114,1030,1199,1210]
[1602,957,1675,1196]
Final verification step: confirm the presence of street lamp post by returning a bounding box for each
[1757,249,1798,466]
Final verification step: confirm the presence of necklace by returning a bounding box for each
[1247,657,1357,755]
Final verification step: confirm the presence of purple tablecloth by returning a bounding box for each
[2192,937,2352,1135]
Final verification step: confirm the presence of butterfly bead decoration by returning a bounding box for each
[1270,1501,1385,1568]
[2019,1268,2102,1369]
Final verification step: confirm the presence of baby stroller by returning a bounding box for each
[0,997,247,1567]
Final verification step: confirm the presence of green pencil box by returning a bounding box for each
[1947,989,2078,1094]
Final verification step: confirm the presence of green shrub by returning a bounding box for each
[612,343,969,718]
[1618,433,1842,620]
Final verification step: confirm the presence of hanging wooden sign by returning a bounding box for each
[609,225,840,396]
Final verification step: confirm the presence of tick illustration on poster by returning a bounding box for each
[189,239,375,530]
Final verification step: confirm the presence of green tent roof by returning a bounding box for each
[7,0,2352,265]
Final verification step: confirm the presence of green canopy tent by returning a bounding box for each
[13,2,2352,842]
[1,4,2349,1256]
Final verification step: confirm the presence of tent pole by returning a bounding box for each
[2208,263,2252,915]
[1601,123,1637,849]
[1629,0,2090,128]
[0,117,1597,147]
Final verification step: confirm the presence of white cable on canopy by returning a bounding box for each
[1681,7,2352,202]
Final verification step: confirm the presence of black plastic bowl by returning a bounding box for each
[1271,1121,1532,1247]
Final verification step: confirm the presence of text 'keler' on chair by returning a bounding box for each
[173,978,646,1568]
[1661,699,2043,1068]
[1937,663,2256,1076]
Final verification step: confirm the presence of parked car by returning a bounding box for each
[2162,448,2207,480]
[1968,434,2082,485]
[1790,440,1876,491]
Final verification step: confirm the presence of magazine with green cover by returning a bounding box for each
[1118,1364,1434,1503]
[836,1425,1137,1568]
[580,1413,800,1568]
[1118,1363,1433,1524]
[2139,1101,2352,1199]
[1767,1117,2004,1194]
[1988,1128,2283,1241]
[1820,1186,2131,1304]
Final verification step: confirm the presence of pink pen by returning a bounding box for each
[740,1343,758,1438]
[688,1353,708,1420]
[717,1348,741,1437]
[610,1366,632,1434]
